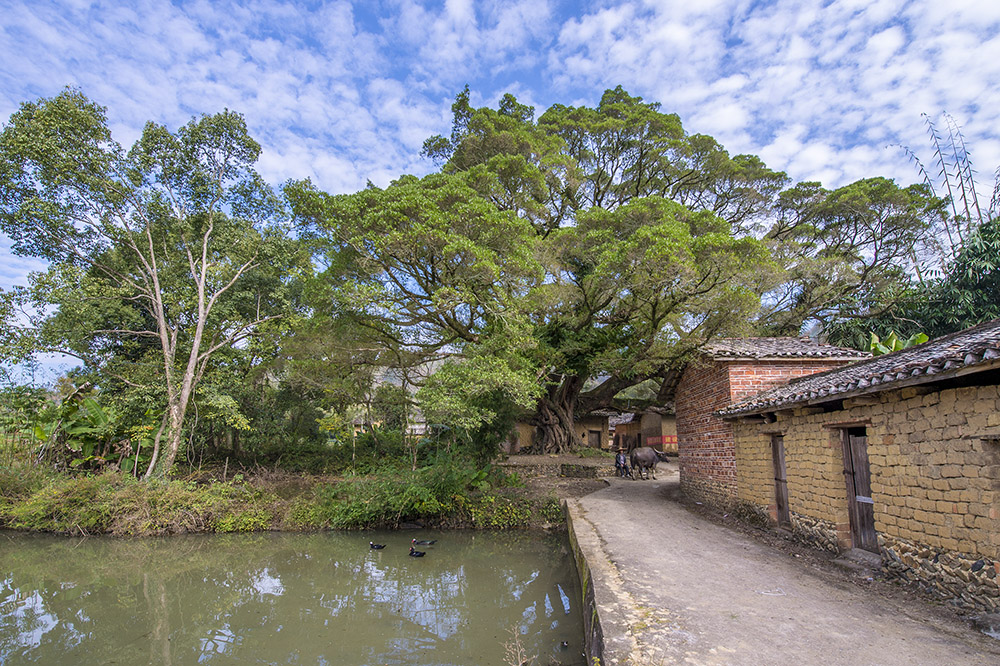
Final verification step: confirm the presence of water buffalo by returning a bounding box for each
[629,446,670,480]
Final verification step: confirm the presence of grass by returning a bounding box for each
[0,463,569,536]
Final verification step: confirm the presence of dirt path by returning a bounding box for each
[568,463,1000,665]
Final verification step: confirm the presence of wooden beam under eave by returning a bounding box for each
[822,419,872,429]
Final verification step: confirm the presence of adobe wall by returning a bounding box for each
[502,422,535,454]
[732,384,1000,612]
[676,357,850,507]
[576,415,609,449]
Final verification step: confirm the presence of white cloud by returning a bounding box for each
[2,0,999,295]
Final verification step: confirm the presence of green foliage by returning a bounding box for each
[926,217,1000,334]
[827,216,1000,346]
[0,89,308,478]
[0,471,278,535]
[307,464,464,529]
[5,86,966,468]
[0,459,563,535]
[371,383,411,432]
[467,493,533,529]
[761,177,945,335]
[826,114,1000,347]
[290,88,781,454]
[869,331,929,355]
[0,465,50,508]
[290,462,535,530]
[897,112,997,264]
[0,384,47,467]
[213,508,272,533]
[539,495,564,523]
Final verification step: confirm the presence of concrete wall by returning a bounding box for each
[732,384,1000,611]
[676,357,848,507]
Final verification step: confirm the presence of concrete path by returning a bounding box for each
[567,463,1000,666]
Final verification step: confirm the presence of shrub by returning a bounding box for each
[539,495,564,523]
[1,470,278,535]
[466,493,533,529]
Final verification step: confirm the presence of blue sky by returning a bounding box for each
[2,0,1000,299]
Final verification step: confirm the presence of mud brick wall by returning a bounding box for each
[733,423,772,509]
[732,383,1000,611]
[575,415,609,449]
[677,357,849,507]
[734,416,850,534]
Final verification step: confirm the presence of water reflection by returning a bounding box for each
[0,530,584,665]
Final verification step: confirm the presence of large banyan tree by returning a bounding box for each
[287,87,942,453]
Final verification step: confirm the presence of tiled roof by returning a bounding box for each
[609,412,637,427]
[703,337,870,360]
[718,318,1000,417]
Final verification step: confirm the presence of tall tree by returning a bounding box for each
[0,90,304,477]
[294,89,774,453]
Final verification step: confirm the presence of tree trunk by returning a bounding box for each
[155,402,188,476]
[531,375,583,454]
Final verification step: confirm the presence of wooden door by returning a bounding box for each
[588,430,601,448]
[771,435,791,528]
[841,429,878,553]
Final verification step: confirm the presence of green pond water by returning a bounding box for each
[0,529,585,665]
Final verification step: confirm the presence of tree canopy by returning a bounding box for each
[0,85,964,466]
[291,88,782,453]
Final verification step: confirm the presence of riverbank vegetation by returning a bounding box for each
[0,444,567,535]
[1,87,998,534]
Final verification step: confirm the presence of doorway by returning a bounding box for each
[840,427,878,553]
[770,434,791,529]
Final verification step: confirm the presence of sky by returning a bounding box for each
[2,0,999,296]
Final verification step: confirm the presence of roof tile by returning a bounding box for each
[703,337,869,360]
[717,318,1000,417]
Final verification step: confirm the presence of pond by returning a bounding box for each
[0,529,585,665]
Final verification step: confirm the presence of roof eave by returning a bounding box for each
[717,357,1000,420]
[712,355,867,363]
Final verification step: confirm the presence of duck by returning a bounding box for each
[370,542,386,550]
[408,546,426,557]
[411,538,436,545]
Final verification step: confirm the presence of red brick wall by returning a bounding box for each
[676,357,854,507]
[676,360,735,505]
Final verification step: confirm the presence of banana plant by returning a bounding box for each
[31,390,119,469]
[869,331,930,355]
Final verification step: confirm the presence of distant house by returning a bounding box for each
[708,319,1000,613]
[577,409,613,449]
[610,407,677,453]
[674,338,868,507]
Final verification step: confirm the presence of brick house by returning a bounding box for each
[674,338,868,506]
[716,319,1000,612]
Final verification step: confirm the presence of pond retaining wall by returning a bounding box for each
[564,497,637,665]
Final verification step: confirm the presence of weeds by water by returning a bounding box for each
[0,462,565,536]
[503,625,536,666]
